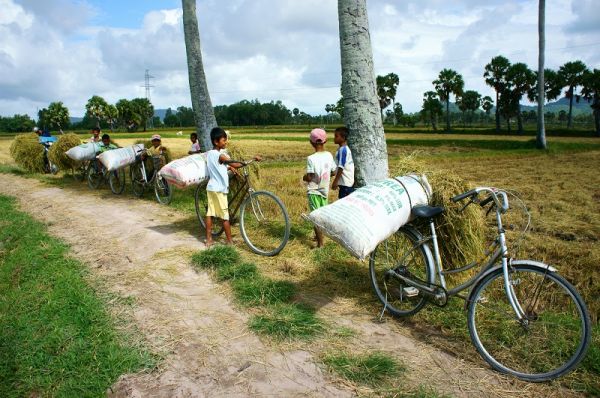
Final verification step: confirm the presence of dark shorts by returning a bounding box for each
[339,186,355,199]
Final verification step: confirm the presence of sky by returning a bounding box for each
[0,0,599,118]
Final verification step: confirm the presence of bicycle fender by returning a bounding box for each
[464,259,557,308]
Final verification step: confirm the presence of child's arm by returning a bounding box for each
[331,167,343,190]
[219,153,244,169]
[303,173,315,182]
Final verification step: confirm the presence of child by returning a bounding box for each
[144,134,168,169]
[98,134,117,153]
[205,127,260,246]
[331,126,355,199]
[302,128,336,248]
[188,132,201,154]
[88,127,101,143]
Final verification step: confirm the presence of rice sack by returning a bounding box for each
[97,144,144,171]
[306,174,432,260]
[158,153,208,188]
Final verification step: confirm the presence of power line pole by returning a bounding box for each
[141,69,155,128]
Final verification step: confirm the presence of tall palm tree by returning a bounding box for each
[581,69,600,136]
[536,0,547,149]
[338,0,388,186]
[557,60,588,129]
[505,63,535,134]
[182,0,217,151]
[484,56,511,133]
[433,68,464,131]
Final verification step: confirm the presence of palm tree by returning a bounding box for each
[433,68,464,131]
[581,69,600,136]
[484,56,511,133]
[557,60,589,128]
[338,0,388,185]
[376,73,400,123]
[536,0,547,149]
[421,91,443,130]
[505,63,535,134]
[182,0,217,151]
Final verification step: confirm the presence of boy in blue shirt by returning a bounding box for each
[331,126,355,199]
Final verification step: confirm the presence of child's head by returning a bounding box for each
[101,134,110,146]
[151,134,161,147]
[309,128,327,149]
[210,127,228,149]
[334,127,349,145]
[190,132,198,143]
[92,127,100,137]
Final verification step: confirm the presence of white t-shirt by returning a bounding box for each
[190,141,201,152]
[306,151,336,198]
[206,149,229,193]
[335,145,354,188]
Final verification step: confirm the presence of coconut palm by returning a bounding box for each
[182,0,217,151]
[338,0,388,186]
[557,60,589,128]
[484,56,511,133]
[433,68,464,131]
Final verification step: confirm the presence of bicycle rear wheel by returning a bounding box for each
[239,190,290,256]
[130,164,145,197]
[154,175,172,205]
[86,162,103,189]
[194,183,224,237]
[369,226,434,317]
[109,168,126,194]
[467,261,591,381]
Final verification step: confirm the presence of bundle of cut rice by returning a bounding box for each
[48,133,82,171]
[9,133,45,173]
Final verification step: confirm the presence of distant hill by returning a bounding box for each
[70,116,83,124]
[520,96,592,115]
[154,109,168,120]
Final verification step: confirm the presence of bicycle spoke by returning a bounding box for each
[240,191,289,256]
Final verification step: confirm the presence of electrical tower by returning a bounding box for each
[141,69,155,128]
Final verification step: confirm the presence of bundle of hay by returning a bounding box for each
[134,139,173,164]
[48,133,82,172]
[390,155,487,270]
[9,133,45,173]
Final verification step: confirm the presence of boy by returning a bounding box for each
[331,126,355,199]
[303,128,336,248]
[98,134,117,153]
[88,127,101,143]
[144,134,168,170]
[205,127,260,246]
[188,132,201,154]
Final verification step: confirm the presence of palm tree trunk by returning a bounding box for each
[536,0,547,148]
[338,0,388,186]
[445,97,450,131]
[594,106,600,137]
[392,99,397,126]
[182,0,217,151]
[567,86,574,128]
[495,91,500,132]
[517,110,524,134]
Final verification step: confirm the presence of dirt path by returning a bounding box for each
[0,173,577,398]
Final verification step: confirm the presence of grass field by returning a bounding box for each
[1,129,599,394]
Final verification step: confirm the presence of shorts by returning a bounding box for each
[308,193,328,211]
[206,191,229,220]
[338,186,355,199]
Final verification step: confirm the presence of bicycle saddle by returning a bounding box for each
[411,205,444,219]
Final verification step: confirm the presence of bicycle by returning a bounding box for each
[369,187,591,382]
[130,149,172,204]
[39,139,58,175]
[86,158,126,194]
[194,159,291,256]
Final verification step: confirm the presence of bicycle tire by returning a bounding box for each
[130,164,145,197]
[154,175,172,205]
[109,168,126,195]
[86,162,103,189]
[467,261,591,381]
[369,226,435,317]
[194,183,224,237]
[239,190,290,256]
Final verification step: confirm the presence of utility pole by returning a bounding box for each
[141,69,155,128]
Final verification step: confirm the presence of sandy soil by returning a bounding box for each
[0,173,578,398]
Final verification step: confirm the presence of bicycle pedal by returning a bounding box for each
[403,286,419,297]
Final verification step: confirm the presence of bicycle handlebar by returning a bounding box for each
[451,189,477,202]
[452,187,509,213]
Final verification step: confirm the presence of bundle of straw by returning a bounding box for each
[48,133,81,172]
[9,133,45,173]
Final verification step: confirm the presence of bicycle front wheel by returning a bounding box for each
[86,163,102,189]
[130,164,145,197]
[109,168,126,195]
[239,190,290,256]
[369,226,434,317]
[154,175,172,205]
[194,183,224,237]
[467,261,591,381]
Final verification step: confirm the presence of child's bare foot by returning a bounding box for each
[204,239,214,248]
[225,239,235,246]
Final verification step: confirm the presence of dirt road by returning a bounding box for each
[0,173,576,397]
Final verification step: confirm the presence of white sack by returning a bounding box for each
[158,154,208,188]
[97,144,144,171]
[306,174,432,260]
[65,142,101,161]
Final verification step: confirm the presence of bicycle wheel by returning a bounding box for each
[369,226,434,317]
[73,162,87,182]
[194,183,224,237]
[154,175,172,205]
[86,162,103,189]
[239,190,290,256]
[130,164,145,197]
[109,168,126,195]
[467,261,591,381]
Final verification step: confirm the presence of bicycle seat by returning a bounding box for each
[411,205,444,219]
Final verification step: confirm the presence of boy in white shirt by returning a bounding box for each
[302,128,336,248]
[188,132,201,154]
[331,126,355,199]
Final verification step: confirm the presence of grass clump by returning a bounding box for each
[191,245,240,269]
[216,261,258,281]
[249,303,324,339]
[0,194,153,397]
[231,276,296,306]
[323,351,404,386]
[9,133,45,173]
[47,133,81,172]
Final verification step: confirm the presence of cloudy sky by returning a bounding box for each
[1,0,598,118]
